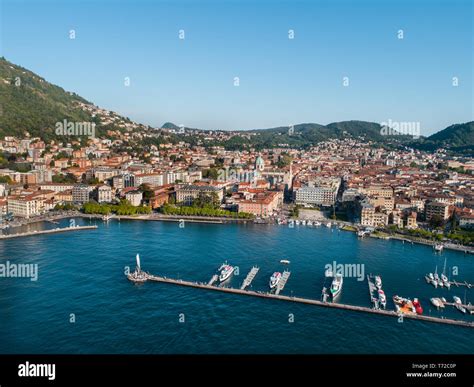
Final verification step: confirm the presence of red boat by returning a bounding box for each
[413,298,423,315]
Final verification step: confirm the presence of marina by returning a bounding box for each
[128,269,474,329]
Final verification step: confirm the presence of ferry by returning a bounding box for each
[280,259,290,265]
[330,273,343,298]
[269,272,282,289]
[378,289,387,309]
[375,275,382,290]
[219,264,235,282]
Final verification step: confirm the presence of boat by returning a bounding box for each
[453,296,462,304]
[313,221,321,227]
[412,298,423,314]
[102,214,112,222]
[301,220,306,226]
[269,272,282,289]
[430,297,444,309]
[307,220,313,226]
[330,273,343,298]
[219,264,235,282]
[375,275,382,290]
[441,258,450,289]
[280,259,290,265]
[393,295,416,315]
[378,289,387,309]
[357,230,368,238]
[127,253,148,283]
[295,220,300,225]
[434,243,444,252]
[428,273,434,281]
[325,222,332,228]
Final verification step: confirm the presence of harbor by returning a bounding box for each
[128,269,474,329]
[126,256,473,330]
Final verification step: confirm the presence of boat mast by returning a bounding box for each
[136,254,141,272]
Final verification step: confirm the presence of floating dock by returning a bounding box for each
[240,266,259,290]
[208,274,219,286]
[0,225,98,239]
[132,273,473,329]
[275,270,291,295]
[424,275,473,289]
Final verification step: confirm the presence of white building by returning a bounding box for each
[125,191,143,207]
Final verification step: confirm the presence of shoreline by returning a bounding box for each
[3,212,474,255]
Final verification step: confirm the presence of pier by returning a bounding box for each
[0,225,98,240]
[240,266,259,290]
[133,273,474,329]
[275,270,291,295]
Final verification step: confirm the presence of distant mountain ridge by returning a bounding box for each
[0,57,472,152]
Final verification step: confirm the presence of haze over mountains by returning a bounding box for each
[0,57,472,153]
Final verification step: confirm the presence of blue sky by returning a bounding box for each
[1,0,472,135]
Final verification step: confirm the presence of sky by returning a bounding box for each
[0,0,472,135]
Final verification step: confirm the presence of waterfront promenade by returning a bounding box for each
[0,225,98,239]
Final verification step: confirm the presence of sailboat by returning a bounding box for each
[433,266,440,288]
[441,258,450,289]
[127,253,148,282]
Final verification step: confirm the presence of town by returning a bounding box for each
[1,129,474,248]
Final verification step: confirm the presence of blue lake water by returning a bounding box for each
[0,218,473,354]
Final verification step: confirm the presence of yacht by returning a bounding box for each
[413,298,423,315]
[219,264,235,282]
[430,297,444,309]
[378,289,387,309]
[330,273,343,298]
[453,296,462,304]
[269,272,282,289]
[375,275,382,290]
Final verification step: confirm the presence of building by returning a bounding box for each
[425,201,450,222]
[295,178,341,206]
[112,174,136,189]
[125,191,143,207]
[237,191,282,217]
[360,202,388,227]
[135,173,164,187]
[7,196,42,218]
[72,184,92,204]
[96,185,113,203]
[175,185,224,206]
[406,212,418,229]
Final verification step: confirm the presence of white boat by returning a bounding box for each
[434,243,444,252]
[127,253,148,282]
[307,220,313,226]
[330,273,343,298]
[441,258,450,289]
[453,296,462,304]
[325,222,332,228]
[428,273,434,281]
[301,220,306,226]
[280,259,290,265]
[295,220,300,225]
[375,275,382,290]
[269,272,282,289]
[378,289,387,309]
[430,297,444,309]
[219,264,235,282]
[314,221,321,227]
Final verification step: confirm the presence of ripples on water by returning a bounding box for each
[0,218,473,354]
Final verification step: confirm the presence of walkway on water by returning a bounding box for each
[133,273,474,329]
[0,225,98,239]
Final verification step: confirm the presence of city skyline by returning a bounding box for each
[1,0,472,135]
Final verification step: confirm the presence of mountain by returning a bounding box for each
[0,57,150,142]
[427,122,474,147]
[0,57,93,140]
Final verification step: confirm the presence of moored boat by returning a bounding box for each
[375,275,382,290]
[269,272,282,289]
[219,264,235,282]
[330,273,343,298]
[378,289,387,309]
[412,298,423,315]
